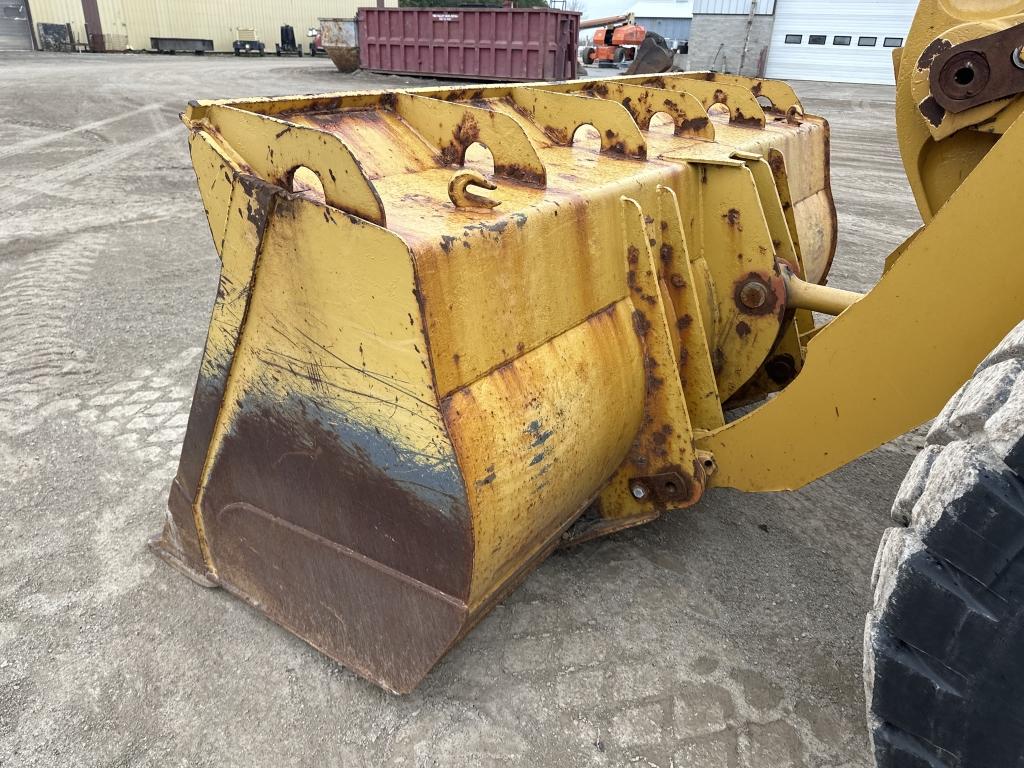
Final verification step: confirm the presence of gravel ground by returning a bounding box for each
[1,52,922,767]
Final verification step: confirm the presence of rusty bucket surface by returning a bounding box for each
[153,73,836,692]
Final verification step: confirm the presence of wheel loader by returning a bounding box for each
[153,0,1024,763]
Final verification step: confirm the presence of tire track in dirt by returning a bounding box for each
[0,103,166,161]
[0,126,180,212]
[0,236,99,438]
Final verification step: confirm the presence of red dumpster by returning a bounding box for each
[357,7,580,81]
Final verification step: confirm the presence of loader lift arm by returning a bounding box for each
[700,108,1024,490]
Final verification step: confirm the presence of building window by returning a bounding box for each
[808,35,826,45]
[833,35,851,46]
[883,37,904,47]
[858,36,877,46]
[784,34,802,44]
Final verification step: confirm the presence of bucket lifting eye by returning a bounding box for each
[448,169,500,210]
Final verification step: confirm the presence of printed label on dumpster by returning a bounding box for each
[432,12,459,21]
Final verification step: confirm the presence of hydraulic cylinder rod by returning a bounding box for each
[782,266,863,316]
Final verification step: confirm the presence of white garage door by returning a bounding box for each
[765,0,918,85]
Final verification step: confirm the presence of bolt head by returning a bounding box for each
[630,482,648,500]
[739,280,769,310]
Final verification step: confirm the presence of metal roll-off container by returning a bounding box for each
[356,6,580,81]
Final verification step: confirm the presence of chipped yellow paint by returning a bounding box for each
[392,92,546,185]
[179,74,834,562]
[510,87,648,157]
[190,198,457,577]
[592,198,704,522]
[747,157,801,277]
[187,131,234,259]
[444,300,645,608]
[630,73,767,128]
[765,149,805,268]
[194,104,386,225]
[167,69,855,690]
[542,80,716,141]
[676,72,804,117]
[180,76,832,532]
[654,186,723,430]
[691,162,786,401]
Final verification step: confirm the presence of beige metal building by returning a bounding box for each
[25,0,395,53]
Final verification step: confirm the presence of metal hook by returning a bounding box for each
[448,169,500,210]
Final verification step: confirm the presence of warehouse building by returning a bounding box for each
[687,0,775,77]
[688,0,918,84]
[626,0,692,45]
[5,0,394,54]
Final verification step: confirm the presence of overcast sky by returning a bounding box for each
[575,0,692,26]
[578,0,632,20]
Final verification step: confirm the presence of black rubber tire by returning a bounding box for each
[865,320,1024,767]
[613,47,626,64]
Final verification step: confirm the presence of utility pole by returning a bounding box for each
[738,0,756,75]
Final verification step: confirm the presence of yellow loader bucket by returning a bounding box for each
[153,74,836,692]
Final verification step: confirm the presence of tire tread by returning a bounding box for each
[866,320,1024,768]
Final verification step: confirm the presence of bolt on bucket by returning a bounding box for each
[152,74,836,692]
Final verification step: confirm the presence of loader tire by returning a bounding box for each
[865,319,1024,767]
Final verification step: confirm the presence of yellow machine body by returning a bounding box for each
[154,1,1024,692]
